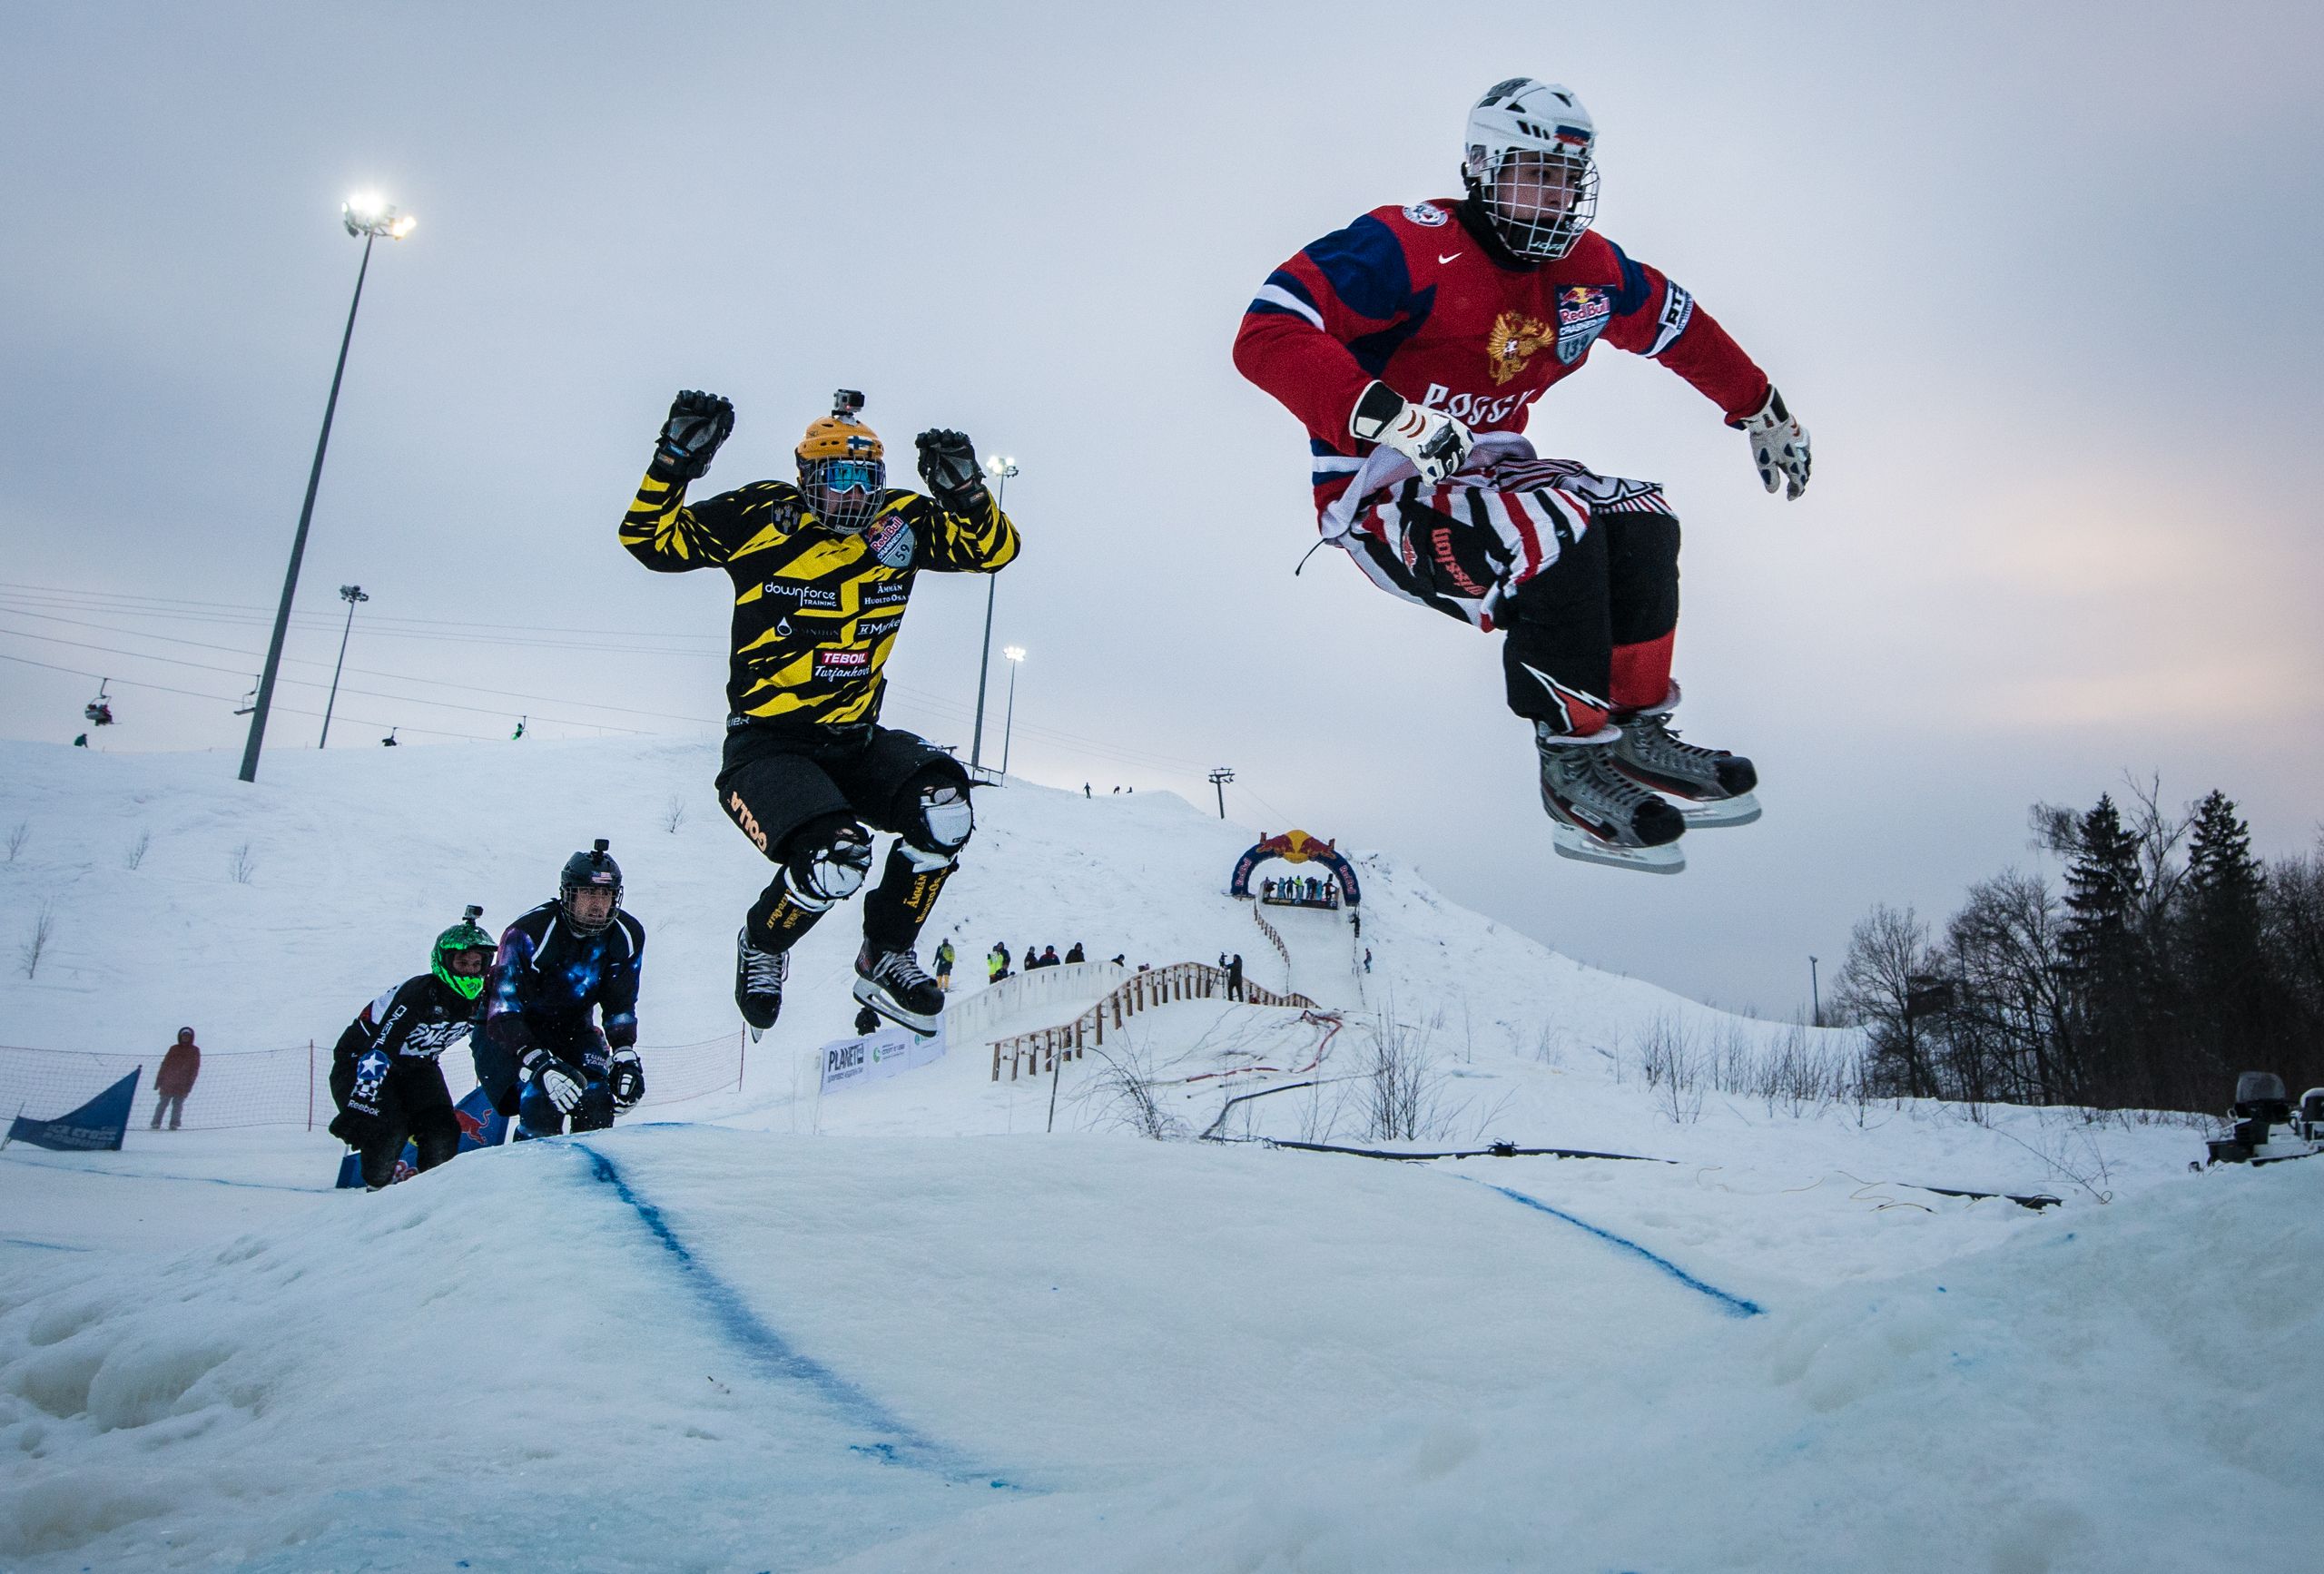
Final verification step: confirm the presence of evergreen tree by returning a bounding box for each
[2060,795,2148,1103]
[2183,790,2273,1082]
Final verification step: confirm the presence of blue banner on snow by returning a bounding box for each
[5,1067,142,1152]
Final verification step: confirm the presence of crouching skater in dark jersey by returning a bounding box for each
[473,840,647,1138]
[329,907,495,1190]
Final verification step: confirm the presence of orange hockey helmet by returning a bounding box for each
[796,389,886,532]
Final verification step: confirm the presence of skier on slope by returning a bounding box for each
[328,908,495,1190]
[621,389,1019,1035]
[474,841,648,1137]
[1233,79,1810,872]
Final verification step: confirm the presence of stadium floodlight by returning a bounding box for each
[239,192,416,783]
[319,585,370,749]
[969,456,1021,771]
[1000,645,1026,777]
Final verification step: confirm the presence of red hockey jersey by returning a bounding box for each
[1234,199,1770,531]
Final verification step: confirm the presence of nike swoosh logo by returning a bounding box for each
[1438,252,1463,265]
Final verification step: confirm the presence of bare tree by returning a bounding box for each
[123,827,151,871]
[1079,1045,1185,1140]
[1835,904,1940,1097]
[1635,1014,1706,1124]
[19,904,54,979]
[1361,1013,1455,1141]
[5,821,27,863]
[228,843,257,885]
[661,794,687,834]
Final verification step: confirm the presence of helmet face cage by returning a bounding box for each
[1464,143,1599,261]
[560,877,618,934]
[799,455,887,534]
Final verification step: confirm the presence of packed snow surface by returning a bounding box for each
[3,739,2316,1571]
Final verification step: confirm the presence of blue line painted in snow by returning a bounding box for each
[1,1235,91,1252]
[0,1155,333,1195]
[1461,1176,1764,1318]
[575,1143,1020,1490]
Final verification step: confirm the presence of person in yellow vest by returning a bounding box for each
[621,389,1019,1037]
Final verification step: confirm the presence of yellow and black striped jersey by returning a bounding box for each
[620,471,1019,728]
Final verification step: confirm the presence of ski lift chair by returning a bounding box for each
[84,678,115,727]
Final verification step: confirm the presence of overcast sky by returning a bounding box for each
[4,1,2319,1015]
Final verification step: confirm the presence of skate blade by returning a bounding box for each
[1550,823,1686,874]
[852,977,942,1036]
[1674,792,1761,828]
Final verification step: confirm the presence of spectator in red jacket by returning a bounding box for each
[153,1027,200,1130]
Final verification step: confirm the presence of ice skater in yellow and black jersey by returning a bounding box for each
[620,389,1019,1037]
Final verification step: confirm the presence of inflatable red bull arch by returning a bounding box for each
[1229,829,1360,907]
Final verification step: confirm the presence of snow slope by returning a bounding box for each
[3,738,2314,1572]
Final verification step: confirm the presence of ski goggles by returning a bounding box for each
[819,458,883,493]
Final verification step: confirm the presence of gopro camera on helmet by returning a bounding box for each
[832,389,865,419]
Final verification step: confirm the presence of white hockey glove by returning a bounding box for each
[1350,380,1473,486]
[1736,387,1810,500]
[533,1060,585,1114]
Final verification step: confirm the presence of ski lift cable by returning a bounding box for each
[0,587,1241,782]
[0,595,719,656]
[0,608,725,725]
[0,651,499,741]
[0,582,728,646]
[0,587,1228,770]
[0,627,654,733]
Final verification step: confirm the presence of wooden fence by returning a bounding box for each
[989,959,1316,1081]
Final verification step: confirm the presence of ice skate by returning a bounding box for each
[1610,685,1760,828]
[852,941,944,1035]
[1536,724,1687,873]
[734,928,788,1039]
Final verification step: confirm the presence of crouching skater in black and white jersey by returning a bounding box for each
[473,840,647,1139]
[329,907,495,1190]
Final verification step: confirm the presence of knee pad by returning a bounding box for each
[900,782,972,871]
[781,813,874,910]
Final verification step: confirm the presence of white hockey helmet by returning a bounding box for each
[1462,78,1599,261]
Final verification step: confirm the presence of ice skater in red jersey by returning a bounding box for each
[1234,78,1811,872]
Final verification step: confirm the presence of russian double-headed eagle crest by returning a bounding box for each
[1486,311,1557,386]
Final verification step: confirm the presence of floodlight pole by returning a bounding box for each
[318,584,369,748]
[1809,955,1822,1028]
[241,201,409,782]
[1000,647,1025,777]
[970,458,1017,769]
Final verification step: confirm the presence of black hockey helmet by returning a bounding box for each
[559,838,622,934]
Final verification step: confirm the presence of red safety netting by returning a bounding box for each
[0,1043,318,1132]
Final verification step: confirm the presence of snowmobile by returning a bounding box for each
[2204,1071,2324,1166]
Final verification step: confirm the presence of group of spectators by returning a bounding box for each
[1261,875,1342,909]
[986,939,1105,983]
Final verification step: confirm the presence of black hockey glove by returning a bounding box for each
[914,429,990,516]
[651,390,735,482]
[609,1050,645,1110]
[327,1108,382,1147]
